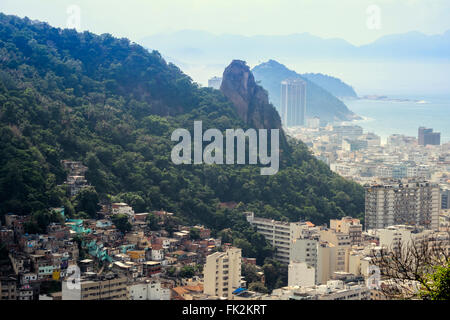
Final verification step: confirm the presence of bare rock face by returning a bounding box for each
[220,60,281,129]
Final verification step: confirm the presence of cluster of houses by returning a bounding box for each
[0,202,224,300]
[2,199,449,300]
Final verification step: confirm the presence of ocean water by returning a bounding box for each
[342,95,450,144]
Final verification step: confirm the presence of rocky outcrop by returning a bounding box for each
[220,60,282,130]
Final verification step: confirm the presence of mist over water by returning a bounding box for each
[343,95,450,144]
[179,58,450,97]
[174,57,450,145]
[285,60,450,96]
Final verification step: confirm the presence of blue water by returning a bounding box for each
[343,95,450,144]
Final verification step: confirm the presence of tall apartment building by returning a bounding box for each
[208,76,222,90]
[246,212,317,264]
[280,79,306,127]
[330,217,363,245]
[62,274,128,300]
[441,187,450,209]
[290,238,318,267]
[319,229,351,272]
[365,180,440,231]
[288,262,315,287]
[203,247,242,298]
[347,247,376,279]
[290,238,318,284]
[289,234,347,285]
[316,242,337,284]
[418,127,440,146]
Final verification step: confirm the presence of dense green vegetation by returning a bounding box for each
[73,186,101,218]
[23,209,64,234]
[0,14,364,263]
[419,262,450,300]
[262,258,288,291]
[242,262,269,293]
[111,213,132,234]
[242,258,288,292]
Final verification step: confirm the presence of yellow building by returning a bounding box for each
[127,250,146,262]
[203,247,242,299]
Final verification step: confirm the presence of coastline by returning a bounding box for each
[340,95,450,144]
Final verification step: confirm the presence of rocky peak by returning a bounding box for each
[220,60,281,129]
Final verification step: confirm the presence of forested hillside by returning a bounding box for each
[0,14,364,261]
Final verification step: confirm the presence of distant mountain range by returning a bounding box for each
[139,29,450,62]
[252,60,360,123]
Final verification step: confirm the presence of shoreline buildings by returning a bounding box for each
[418,127,440,146]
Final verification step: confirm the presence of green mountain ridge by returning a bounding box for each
[301,73,357,98]
[252,60,360,123]
[0,14,364,261]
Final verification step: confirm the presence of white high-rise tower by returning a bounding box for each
[280,79,306,127]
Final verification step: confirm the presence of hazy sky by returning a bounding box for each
[2,0,449,95]
[1,0,450,45]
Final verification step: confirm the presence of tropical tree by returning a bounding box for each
[111,213,132,233]
[371,233,450,300]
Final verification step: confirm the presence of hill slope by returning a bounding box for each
[301,73,357,98]
[252,60,360,123]
[0,14,364,249]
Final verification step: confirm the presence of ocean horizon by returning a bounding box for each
[342,94,450,144]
